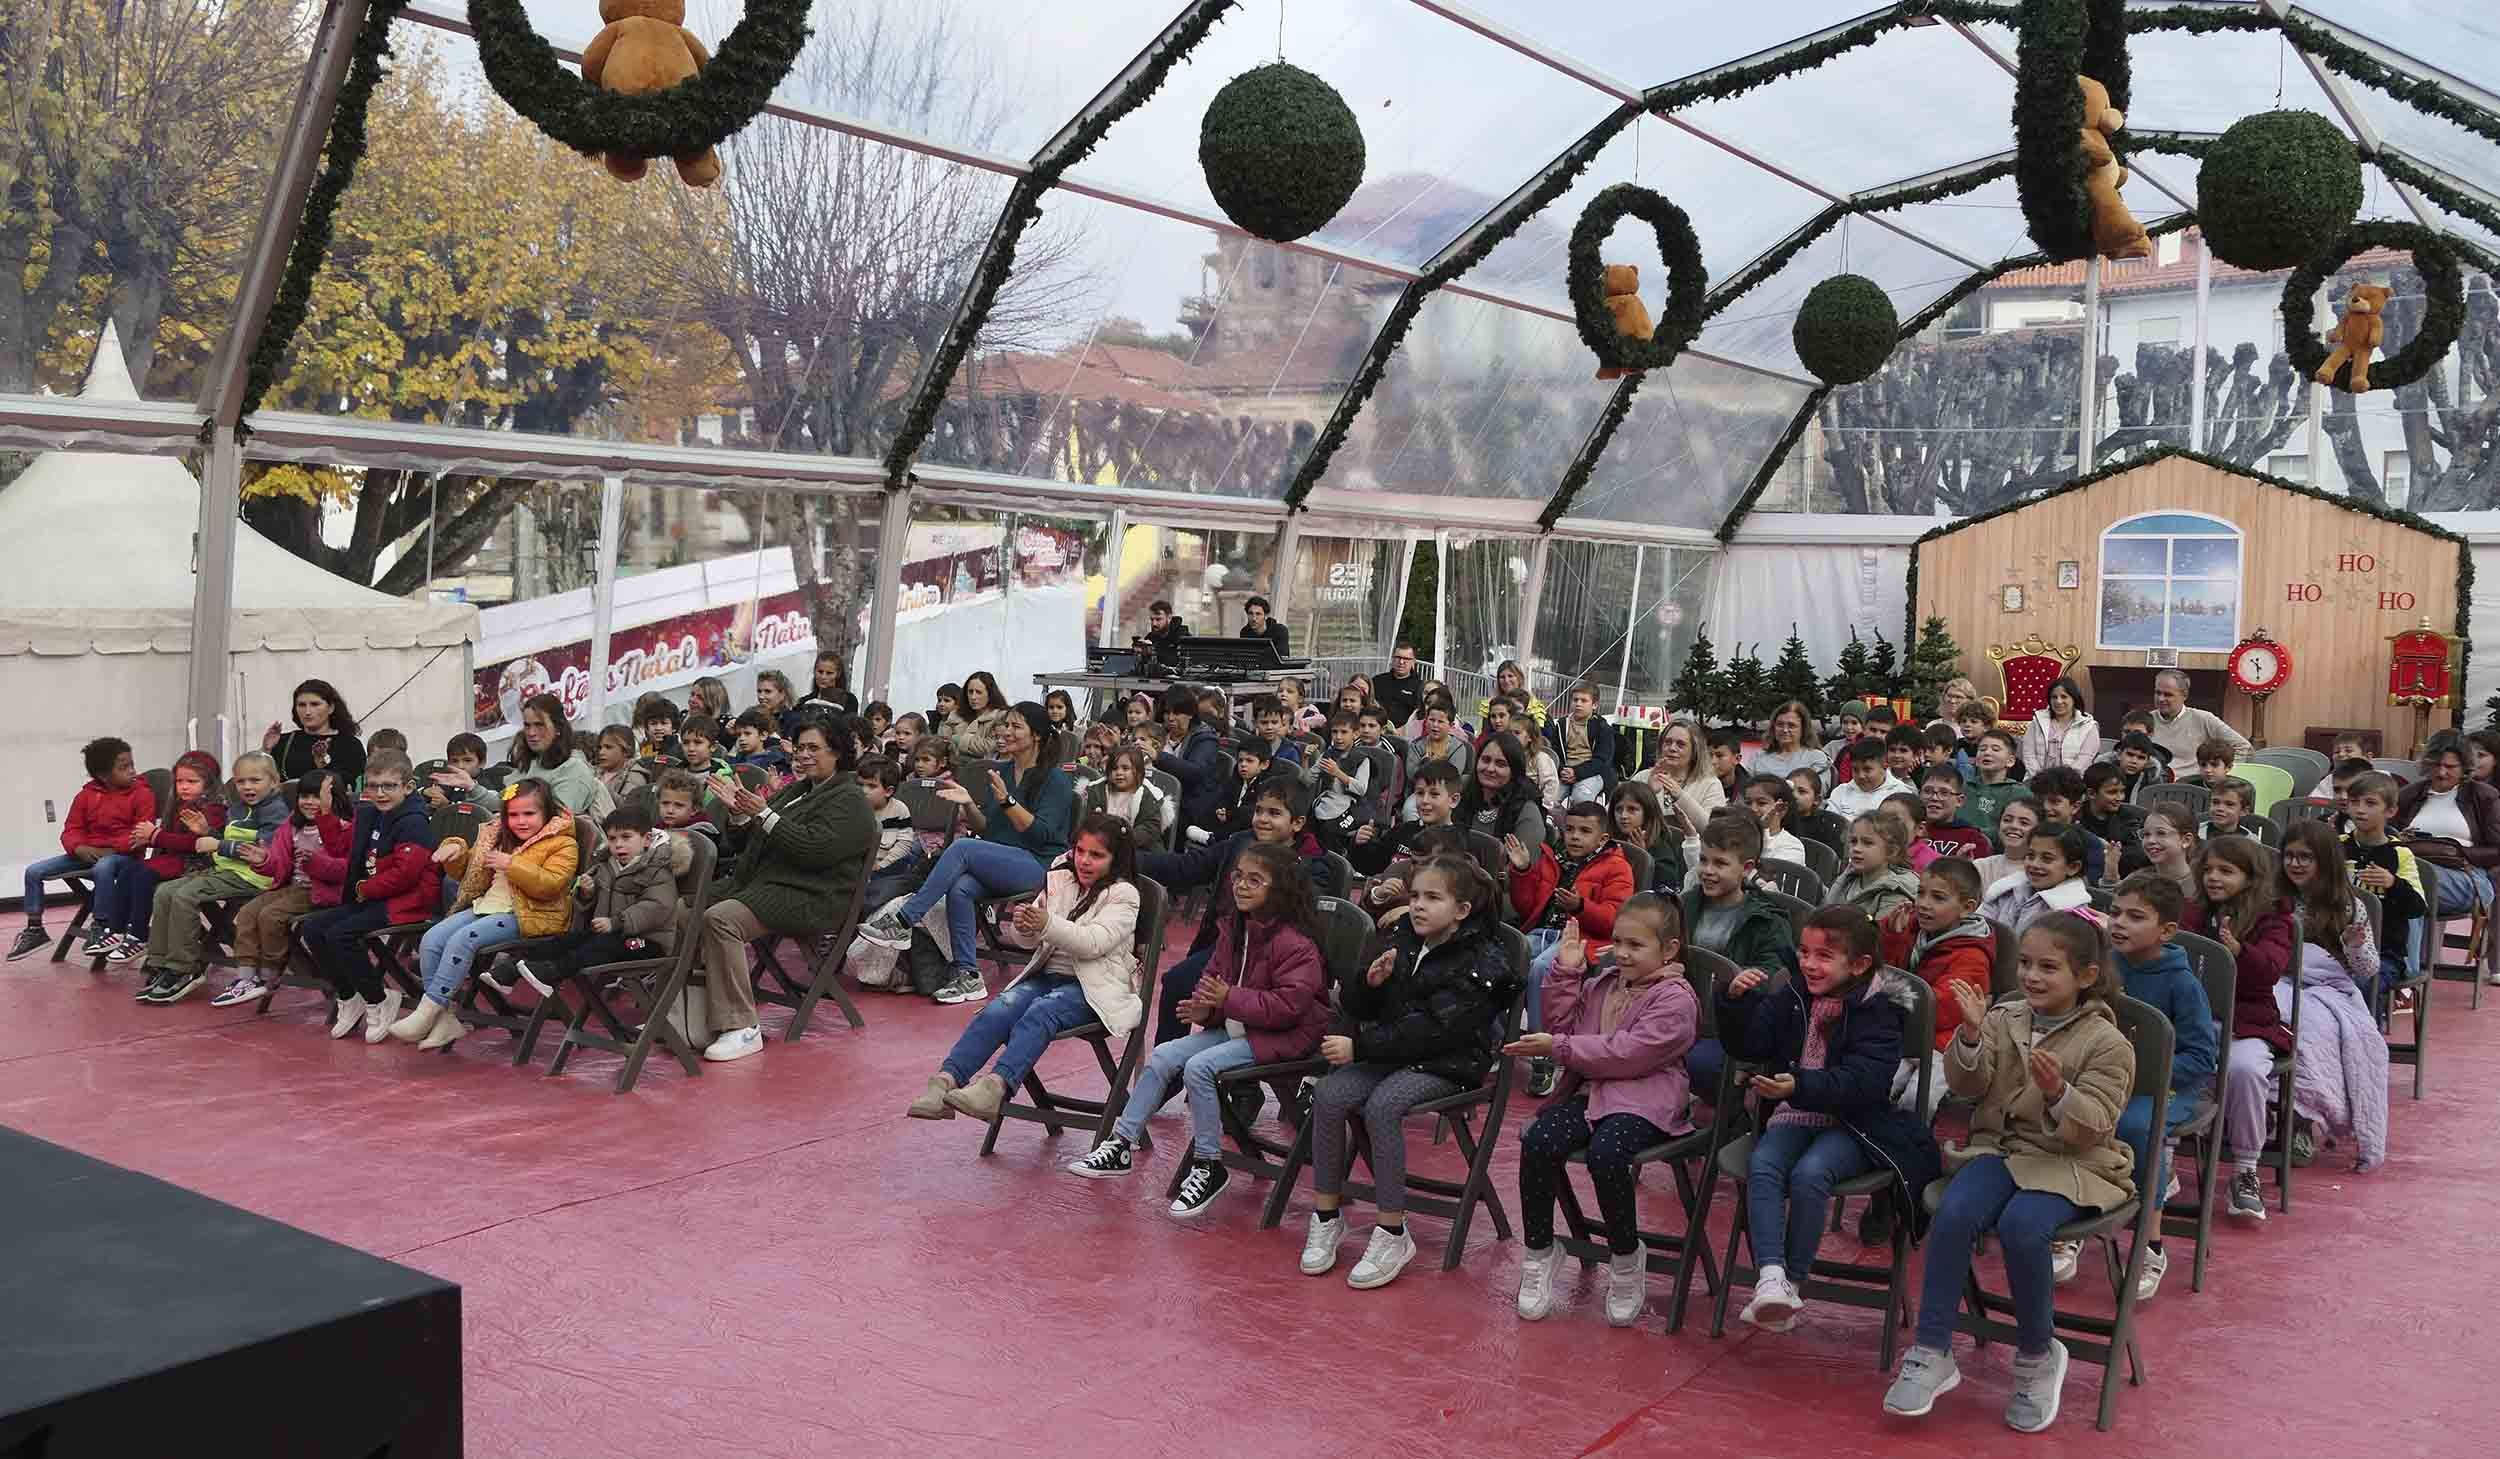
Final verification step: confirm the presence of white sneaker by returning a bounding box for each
[1347,1224,1417,1289]
[703,1025,764,1063]
[362,987,403,1045]
[2049,1239,2080,1284]
[1516,1243,1561,1321]
[1603,1241,1648,1327]
[1300,1212,1344,1275]
[2134,1243,2169,1302]
[1740,1265,1804,1332]
[416,1013,467,1052]
[209,974,268,1008]
[328,993,368,1040]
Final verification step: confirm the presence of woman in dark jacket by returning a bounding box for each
[263,678,366,815]
[1299,854,1522,1290]
[1458,731,1547,861]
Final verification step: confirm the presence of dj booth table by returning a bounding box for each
[1036,637,1311,718]
[1031,670,1294,716]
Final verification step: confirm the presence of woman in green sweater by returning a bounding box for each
[694,715,877,1063]
[862,701,1076,1005]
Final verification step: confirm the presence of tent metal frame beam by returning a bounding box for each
[2259,0,2445,234]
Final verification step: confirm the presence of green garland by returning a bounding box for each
[2198,111,2363,270]
[1900,444,2471,689]
[2014,0,2131,262]
[1793,274,1900,385]
[1198,62,1366,244]
[1717,383,1832,545]
[2281,222,2465,393]
[2125,5,2500,151]
[1568,185,1707,372]
[237,0,410,422]
[466,0,810,163]
[881,0,1233,489]
[1539,373,1643,529]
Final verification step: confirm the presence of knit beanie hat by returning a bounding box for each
[172,749,223,794]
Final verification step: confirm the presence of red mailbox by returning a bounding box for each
[2386,618,2453,705]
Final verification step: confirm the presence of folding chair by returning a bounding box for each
[2425,862,2488,1011]
[540,834,718,1092]
[1183,898,1373,1199]
[2364,889,2430,1098]
[359,804,491,1009]
[1552,948,1745,1334]
[1989,921,2020,998]
[1464,831,1511,894]
[1760,887,1813,940]
[1257,923,1532,1271]
[453,818,601,1051]
[1798,837,1841,883]
[1320,851,1357,901]
[1618,842,1653,892]
[41,867,99,964]
[744,873,871,1041]
[2138,782,2209,821]
[2272,799,2342,835]
[2159,929,2237,1292]
[1923,994,2175,1432]
[979,877,1171,1154]
[2244,747,2328,799]
[1709,970,1936,1368]
[2369,757,2420,786]
[1756,857,1826,904]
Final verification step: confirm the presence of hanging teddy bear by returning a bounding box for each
[1595,263,1655,381]
[2315,281,2391,392]
[580,0,723,187]
[2077,75,2150,261]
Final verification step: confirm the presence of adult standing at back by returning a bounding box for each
[1373,643,1426,730]
[697,716,878,1062]
[2143,669,2247,768]
[264,679,367,815]
[2019,675,2101,773]
[1240,596,1291,656]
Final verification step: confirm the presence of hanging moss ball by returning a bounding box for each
[1198,62,1366,244]
[2198,111,2363,271]
[1792,275,1898,385]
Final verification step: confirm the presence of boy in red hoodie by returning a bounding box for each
[1509,800,1637,1095]
[11,737,157,961]
[91,750,225,965]
[1880,856,1996,1080]
[294,749,438,1043]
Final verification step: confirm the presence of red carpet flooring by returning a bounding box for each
[4,907,2496,1457]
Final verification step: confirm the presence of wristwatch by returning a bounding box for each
[1000,792,1019,810]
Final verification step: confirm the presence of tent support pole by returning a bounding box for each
[1432,531,1451,680]
[1099,508,1129,647]
[186,426,243,760]
[1616,544,1645,712]
[2078,254,2101,473]
[1387,534,1419,658]
[1271,515,1301,627]
[1516,537,1549,678]
[2189,237,2212,449]
[864,486,914,703]
[586,473,623,729]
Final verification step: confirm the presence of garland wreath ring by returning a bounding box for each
[1568,183,1708,373]
[2280,221,2465,394]
[466,0,812,162]
[2014,0,2129,262]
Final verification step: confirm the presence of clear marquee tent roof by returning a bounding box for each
[8,0,2500,716]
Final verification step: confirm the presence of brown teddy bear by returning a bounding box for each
[2077,75,2150,261]
[1595,263,1655,380]
[581,0,722,188]
[2315,281,2391,392]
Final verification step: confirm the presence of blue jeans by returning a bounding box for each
[941,974,1095,1089]
[417,910,524,1004]
[1115,1028,1259,1156]
[2117,1090,2199,1202]
[2431,863,2493,919]
[1915,1154,2081,1357]
[899,838,1046,976]
[22,852,89,921]
[1747,1122,1872,1277]
[1523,927,1562,1031]
[90,854,159,936]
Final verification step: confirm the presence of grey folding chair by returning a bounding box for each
[1760,887,1814,940]
[1797,837,1841,882]
[980,878,1171,1154]
[2160,929,2237,1292]
[2364,889,2430,1098]
[748,867,871,1040]
[2138,782,2210,821]
[539,834,719,1092]
[1756,856,1827,905]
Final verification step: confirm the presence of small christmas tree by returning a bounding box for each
[1672,625,1724,724]
[1768,625,1823,718]
[1908,615,1965,720]
[1825,627,1874,710]
[1723,643,1770,728]
[1869,625,1905,706]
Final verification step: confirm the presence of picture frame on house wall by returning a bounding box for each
[2057,560,2081,589]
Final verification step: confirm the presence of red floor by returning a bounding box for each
[5,907,2497,1458]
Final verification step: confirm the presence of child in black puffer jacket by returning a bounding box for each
[1298,853,1520,1292]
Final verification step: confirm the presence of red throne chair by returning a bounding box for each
[1986,634,2082,723]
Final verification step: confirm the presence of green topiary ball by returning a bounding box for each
[1792,275,1898,385]
[2198,110,2362,271]
[1199,62,1366,244]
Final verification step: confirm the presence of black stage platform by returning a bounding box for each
[0,1126,460,1457]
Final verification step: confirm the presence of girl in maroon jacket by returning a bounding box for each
[95,751,224,963]
[1070,840,1326,1219]
[2183,833,2294,1223]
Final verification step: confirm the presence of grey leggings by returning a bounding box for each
[1311,1063,1465,1210]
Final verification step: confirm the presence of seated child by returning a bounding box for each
[12,736,153,962]
[2341,770,2424,995]
[1827,737,1911,820]
[677,716,737,790]
[1728,906,1940,1333]
[1981,823,2094,934]
[2181,835,2294,1223]
[1207,739,1275,842]
[887,711,928,762]
[634,694,684,766]
[137,751,287,1004]
[295,750,437,1042]
[2140,802,2201,896]
[2330,733,2369,766]
[1069,841,1326,1216]
[2186,737,2240,792]
[1923,724,1969,784]
[1914,766,1992,867]
[366,729,409,756]
[1507,897,1698,1326]
[1680,815,1802,1097]
[1299,855,1521,1291]
[731,709,793,783]
[212,769,353,1007]
[101,751,227,963]
[859,756,926,911]
[1251,696,1303,767]
[1826,811,1917,922]
[2201,777,2258,842]
[2080,762,2150,876]
[591,725,649,808]
[1953,701,1995,763]
[2104,870,2218,1301]
[1070,722,1119,789]
[1608,782,1671,891]
[1882,858,1996,1113]
[1882,725,1926,790]
[1886,912,2135,1432]
[1708,728,1747,804]
[390,777,579,1051]
[1739,774,1808,867]
[500,800,688,998]
[422,732,501,816]
[1786,768,1847,862]
[2027,767,2107,883]
[1352,758,1460,877]
[862,701,894,748]
[1510,801,1637,1095]
[2275,822,2390,1171]
[654,769,720,840]
[1084,746,1176,852]
[1308,710,1373,849]
[1960,729,2028,844]
[2110,731,2169,799]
